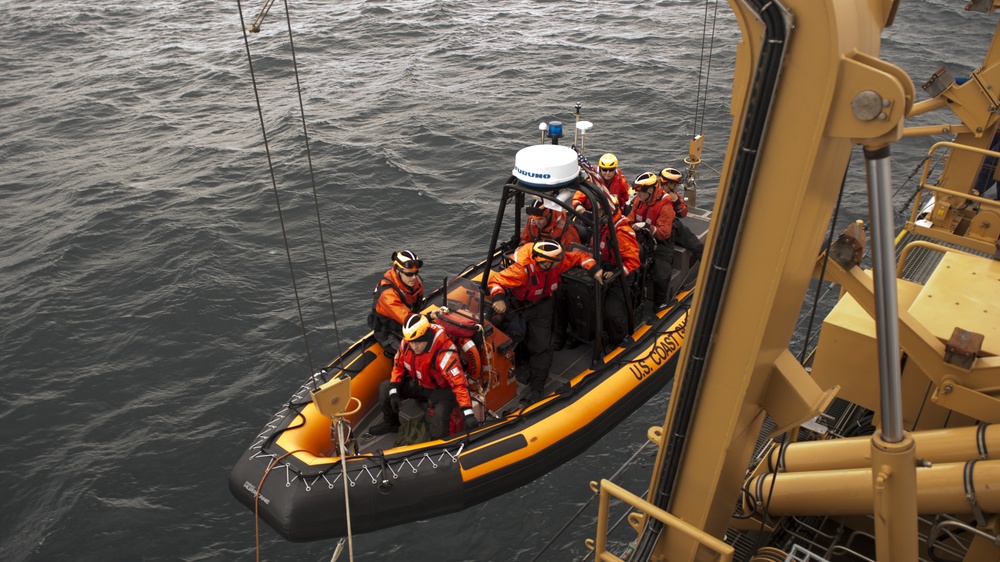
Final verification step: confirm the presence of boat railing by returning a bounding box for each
[906,141,1000,256]
[585,479,735,562]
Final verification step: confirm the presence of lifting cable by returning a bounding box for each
[333,417,355,561]
[529,440,654,562]
[278,0,345,360]
[236,0,316,376]
[795,150,943,361]
[797,160,849,363]
[236,0,346,380]
[692,0,722,140]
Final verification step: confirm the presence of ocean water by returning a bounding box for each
[1,1,994,560]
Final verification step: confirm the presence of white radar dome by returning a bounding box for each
[512,144,579,189]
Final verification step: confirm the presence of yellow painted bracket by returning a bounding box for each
[937,62,1000,136]
[310,373,357,419]
[817,256,1000,422]
[825,51,914,144]
[685,135,705,167]
[931,379,1000,423]
[762,350,840,438]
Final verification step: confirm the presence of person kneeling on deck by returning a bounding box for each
[629,171,677,311]
[489,240,602,404]
[368,250,425,357]
[371,314,477,439]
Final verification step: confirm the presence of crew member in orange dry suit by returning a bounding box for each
[370,314,477,439]
[519,199,582,349]
[595,195,641,347]
[658,167,704,267]
[628,171,677,311]
[489,240,603,404]
[572,153,630,214]
[520,199,581,248]
[368,250,425,357]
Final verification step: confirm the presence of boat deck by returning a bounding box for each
[354,209,711,453]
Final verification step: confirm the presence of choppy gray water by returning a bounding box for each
[0,1,994,560]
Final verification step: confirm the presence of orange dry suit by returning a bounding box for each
[597,213,641,274]
[368,268,424,353]
[488,248,599,396]
[390,323,473,410]
[628,184,676,242]
[519,208,582,248]
[596,213,641,345]
[630,185,683,307]
[490,246,598,305]
[573,169,630,212]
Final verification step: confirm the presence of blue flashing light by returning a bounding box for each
[547,121,564,139]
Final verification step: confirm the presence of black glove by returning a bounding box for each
[388,383,401,413]
[462,408,478,430]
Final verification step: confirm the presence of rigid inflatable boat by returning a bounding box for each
[229,126,710,541]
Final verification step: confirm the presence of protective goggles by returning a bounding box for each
[393,258,423,272]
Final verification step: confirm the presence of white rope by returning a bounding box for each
[334,419,354,561]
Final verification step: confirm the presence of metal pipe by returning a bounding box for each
[864,145,904,443]
[765,424,998,473]
[747,459,1000,516]
[901,123,971,138]
[906,96,949,118]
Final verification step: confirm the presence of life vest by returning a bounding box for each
[630,186,674,241]
[522,211,567,242]
[391,324,473,409]
[367,269,423,333]
[598,216,641,274]
[434,309,484,382]
[573,169,630,210]
[489,260,561,304]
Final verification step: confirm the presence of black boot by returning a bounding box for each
[564,331,579,349]
[552,334,566,351]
